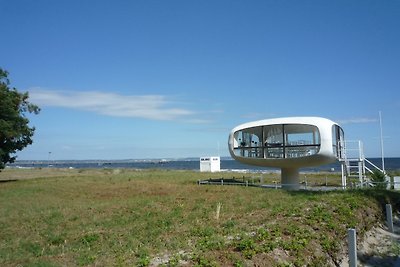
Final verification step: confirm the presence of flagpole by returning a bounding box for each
[379,111,385,173]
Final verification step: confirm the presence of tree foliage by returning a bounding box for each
[370,169,388,189]
[0,68,40,169]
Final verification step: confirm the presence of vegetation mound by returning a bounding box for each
[0,168,399,266]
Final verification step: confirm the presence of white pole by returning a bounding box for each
[379,111,385,173]
[348,228,357,267]
[341,162,347,189]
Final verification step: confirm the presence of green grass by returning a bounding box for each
[0,168,399,266]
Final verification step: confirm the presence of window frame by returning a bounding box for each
[233,124,321,159]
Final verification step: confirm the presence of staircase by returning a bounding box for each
[339,140,385,188]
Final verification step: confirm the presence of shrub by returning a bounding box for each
[370,170,388,189]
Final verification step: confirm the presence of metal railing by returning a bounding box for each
[198,178,400,191]
[364,158,384,174]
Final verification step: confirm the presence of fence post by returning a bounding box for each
[386,204,394,233]
[348,228,357,267]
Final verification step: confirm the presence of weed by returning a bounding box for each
[80,233,100,247]
[22,241,42,257]
[280,238,308,252]
[136,250,150,267]
[165,253,181,266]
[197,235,225,251]
[192,254,218,267]
[256,227,270,241]
[391,242,400,256]
[320,236,340,254]
[260,240,277,253]
[47,232,66,246]
[235,236,257,259]
[233,260,244,267]
[77,252,97,266]
[276,261,293,267]
[192,226,215,238]
[137,255,150,267]
[224,219,236,227]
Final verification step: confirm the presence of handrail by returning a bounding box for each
[364,158,384,173]
[365,166,373,174]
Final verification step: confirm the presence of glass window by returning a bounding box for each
[284,124,320,158]
[234,124,320,159]
[332,125,344,159]
[263,125,284,158]
[233,126,263,158]
[285,124,320,145]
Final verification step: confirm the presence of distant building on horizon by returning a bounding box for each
[200,156,221,172]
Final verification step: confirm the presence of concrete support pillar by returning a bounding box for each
[281,168,300,190]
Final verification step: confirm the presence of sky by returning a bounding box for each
[2,0,400,160]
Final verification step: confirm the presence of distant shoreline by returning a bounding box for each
[7,157,400,172]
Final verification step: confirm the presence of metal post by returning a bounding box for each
[358,161,363,184]
[348,228,357,267]
[341,162,347,189]
[386,204,394,233]
[304,175,307,190]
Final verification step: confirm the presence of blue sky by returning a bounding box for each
[2,0,399,160]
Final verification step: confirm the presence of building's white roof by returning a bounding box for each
[231,116,339,132]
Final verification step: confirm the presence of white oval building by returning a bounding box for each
[228,117,344,189]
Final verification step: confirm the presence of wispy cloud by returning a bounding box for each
[29,88,194,121]
[337,117,378,124]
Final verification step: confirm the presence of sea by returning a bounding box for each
[7,157,400,173]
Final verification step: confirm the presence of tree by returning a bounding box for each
[0,68,40,169]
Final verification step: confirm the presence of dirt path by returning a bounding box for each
[341,215,400,267]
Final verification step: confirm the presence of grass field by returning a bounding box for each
[0,168,399,266]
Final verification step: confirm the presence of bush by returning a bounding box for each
[370,170,388,189]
